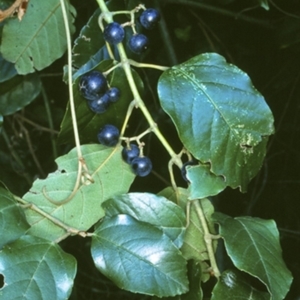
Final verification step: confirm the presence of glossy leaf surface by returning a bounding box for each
[0,235,76,299]
[0,187,29,249]
[213,213,293,300]
[212,269,270,300]
[91,214,189,297]
[0,73,41,116]
[0,0,76,74]
[158,53,274,191]
[103,192,186,247]
[23,144,135,241]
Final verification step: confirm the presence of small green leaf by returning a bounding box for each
[58,62,144,144]
[158,53,274,191]
[0,54,17,83]
[0,187,29,249]
[0,0,76,74]
[0,73,41,116]
[158,187,216,283]
[212,269,270,300]
[103,192,186,247]
[0,235,76,300]
[91,214,189,297]
[186,163,226,199]
[23,144,135,242]
[213,213,293,300]
[258,0,269,10]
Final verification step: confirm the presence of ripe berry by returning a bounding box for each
[79,71,108,101]
[140,8,160,30]
[122,144,140,164]
[97,124,120,147]
[181,160,198,182]
[128,33,149,54]
[103,22,125,45]
[106,87,121,103]
[87,94,110,114]
[131,156,152,177]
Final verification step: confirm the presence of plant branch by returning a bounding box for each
[193,199,221,278]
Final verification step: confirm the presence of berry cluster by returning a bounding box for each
[103,8,160,55]
[79,70,120,114]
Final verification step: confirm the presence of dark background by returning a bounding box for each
[0,0,299,299]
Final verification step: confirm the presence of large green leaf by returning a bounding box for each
[157,53,274,191]
[58,61,144,144]
[213,213,293,300]
[0,235,76,299]
[0,0,76,74]
[0,186,29,249]
[91,214,189,297]
[23,144,135,242]
[212,269,270,300]
[0,73,41,116]
[102,192,186,247]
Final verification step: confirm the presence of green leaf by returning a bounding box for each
[0,54,17,83]
[91,214,189,297]
[72,9,104,68]
[0,0,76,74]
[0,73,41,116]
[186,163,226,199]
[157,53,274,191]
[103,192,186,248]
[212,269,270,300]
[0,186,29,249]
[0,115,3,132]
[0,235,76,300]
[213,213,293,300]
[158,187,216,283]
[58,62,144,144]
[152,260,203,300]
[23,144,135,242]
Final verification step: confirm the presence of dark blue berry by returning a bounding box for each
[106,87,121,103]
[131,156,152,177]
[103,22,125,45]
[140,8,160,30]
[122,144,140,164]
[128,34,149,54]
[97,125,120,147]
[79,71,108,101]
[87,94,110,114]
[181,160,198,182]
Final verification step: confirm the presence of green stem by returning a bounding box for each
[193,199,221,278]
[96,0,182,168]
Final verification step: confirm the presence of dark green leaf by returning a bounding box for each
[91,214,189,297]
[0,73,41,116]
[213,213,293,300]
[0,186,29,249]
[103,192,186,247]
[212,269,270,300]
[0,235,76,300]
[58,62,144,144]
[0,0,76,74]
[0,54,17,83]
[23,144,135,242]
[158,53,274,191]
[186,163,226,199]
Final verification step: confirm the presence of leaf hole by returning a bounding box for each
[240,144,253,149]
